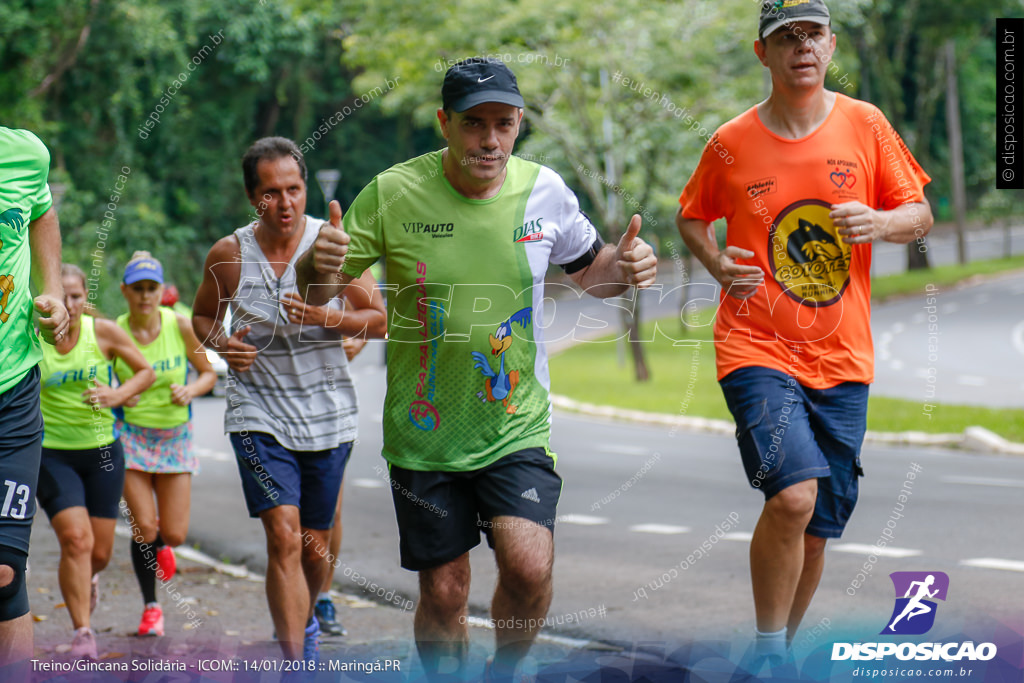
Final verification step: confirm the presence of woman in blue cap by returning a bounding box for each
[115,251,216,637]
[36,264,155,659]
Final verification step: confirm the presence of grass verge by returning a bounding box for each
[870,255,1024,301]
[550,260,1024,443]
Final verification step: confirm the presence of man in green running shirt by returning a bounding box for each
[0,126,69,669]
[297,58,656,680]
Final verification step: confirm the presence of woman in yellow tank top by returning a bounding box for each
[114,252,216,638]
[36,264,154,660]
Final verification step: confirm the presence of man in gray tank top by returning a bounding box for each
[193,137,386,664]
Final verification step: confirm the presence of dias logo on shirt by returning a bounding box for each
[769,199,851,307]
[513,218,544,243]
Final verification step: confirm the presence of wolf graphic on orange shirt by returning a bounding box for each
[770,199,852,307]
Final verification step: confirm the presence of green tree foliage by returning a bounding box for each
[1,0,1015,313]
[834,0,1024,264]
[1,0,429,313]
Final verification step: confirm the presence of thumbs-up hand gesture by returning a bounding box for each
[616,214,657,289]
[312,200,350,274]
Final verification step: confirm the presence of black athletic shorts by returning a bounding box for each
[0,367,43,554]
[37,440,126,519]
[388,447,562,571]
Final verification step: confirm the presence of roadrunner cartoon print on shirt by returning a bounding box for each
[471,307,532,415]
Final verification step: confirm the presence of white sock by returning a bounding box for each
[754,626,788,659]
[317,592,331,602]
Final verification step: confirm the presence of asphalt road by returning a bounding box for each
[187,350,1024,650]
[870,270,1024,408]
[550,225,1024,407]
[184,233,1024,655]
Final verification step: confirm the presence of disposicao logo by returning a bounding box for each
[832,571,997,662]
[882,571,948,635]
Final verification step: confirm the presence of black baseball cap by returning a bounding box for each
[442,58,525,113]
[759,0,831,39]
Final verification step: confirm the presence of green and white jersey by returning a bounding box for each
[342,150,600,472]
[0,128,52,394]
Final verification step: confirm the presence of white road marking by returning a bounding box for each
[557,514,609,526]
[113,526,259,580]
[463,615,595,648]
[910,313,926,325]
[942,476,1024,488]
[597,444,651,456]
[941,303,959,315]
[351,478,387,489]
[722,532,753,542]
[1012,321,1024,357]
[956,375,987,386]
[891,322,905,334]
[114,527,401,610]
[878,332,893,362]
[195,448,232,462]
[629,524,691,535]
[961,558,1024,573]
[831,543,920,558]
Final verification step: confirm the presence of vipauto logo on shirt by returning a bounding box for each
[403,222,455,238]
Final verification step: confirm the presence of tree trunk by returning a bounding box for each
[945,39,969,265]
[600,67,649,382]
[621,296,650,382]
[907,241,931,270]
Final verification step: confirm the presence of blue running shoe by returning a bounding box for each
[314,597,347,636]
[303,615,321,665]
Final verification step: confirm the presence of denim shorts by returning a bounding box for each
[230,432,351,530]
[719,366,868,538]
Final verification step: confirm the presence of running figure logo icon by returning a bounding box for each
[881,571,950,635]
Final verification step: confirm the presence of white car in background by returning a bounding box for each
[194,308,231,396]
[204,347,229,396]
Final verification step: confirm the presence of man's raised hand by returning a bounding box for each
[312,200,350,274]
[616,214,657,289]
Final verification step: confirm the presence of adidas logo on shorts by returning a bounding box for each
[520,488,541,503]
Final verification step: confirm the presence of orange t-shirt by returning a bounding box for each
[679,93,931,388]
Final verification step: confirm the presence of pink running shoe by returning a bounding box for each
[138,603,165,637]
[156,545,176,581]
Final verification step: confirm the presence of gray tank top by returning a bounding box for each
[224,217,356,450]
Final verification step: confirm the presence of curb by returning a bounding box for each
[550,395,1024,455]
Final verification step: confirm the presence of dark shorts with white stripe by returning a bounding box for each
[388,447,562,571]
[0,367,43,555]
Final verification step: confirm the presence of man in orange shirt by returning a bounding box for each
[676,0,932,671]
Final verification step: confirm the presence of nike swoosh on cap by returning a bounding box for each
[477,75,495,83]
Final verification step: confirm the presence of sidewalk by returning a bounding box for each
[13,515,667,683]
